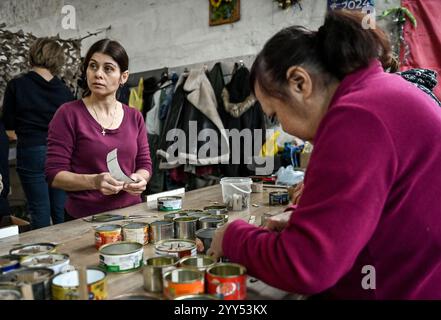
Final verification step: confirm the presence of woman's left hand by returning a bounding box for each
[207,223,230,261]
[123,173,147,195]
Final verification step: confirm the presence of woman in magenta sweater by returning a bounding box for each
[45,39,152,219]
[208,11,441,299]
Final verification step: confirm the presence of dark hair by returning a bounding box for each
[29,38,65,75]
[82,39,129,97]
[250,10,393,99]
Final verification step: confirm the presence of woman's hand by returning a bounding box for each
[123,173,148,195]
[264,211,292,232]
[95,173,124,196]
[207,223,230,261]
[288,182,304,205]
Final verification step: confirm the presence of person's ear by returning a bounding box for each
[120,71,129,86]
[286,66,313,99]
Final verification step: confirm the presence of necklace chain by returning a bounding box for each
[91,101,118,136]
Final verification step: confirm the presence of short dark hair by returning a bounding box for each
[250,10,393,99]
[82,39,129,97]
[29,38,65,75]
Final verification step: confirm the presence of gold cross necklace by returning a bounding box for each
[91,101,118,136]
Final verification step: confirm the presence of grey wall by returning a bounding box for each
[1,0,400,73]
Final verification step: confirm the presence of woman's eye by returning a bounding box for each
[105,67,113,73]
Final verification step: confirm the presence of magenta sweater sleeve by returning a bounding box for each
[45,105,75,186]
[135,112,152,175]
[223,106,398,295]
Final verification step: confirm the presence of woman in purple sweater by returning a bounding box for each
[208,11,441,299]
[45,39,152,219]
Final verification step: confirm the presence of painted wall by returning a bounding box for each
[1,0,400,73]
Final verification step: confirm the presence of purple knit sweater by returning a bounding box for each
[45,100,152,218]
[223,61,441,299]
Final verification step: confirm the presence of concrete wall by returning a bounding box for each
[1,0,400,73]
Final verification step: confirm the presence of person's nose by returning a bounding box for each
[94,68,104,79]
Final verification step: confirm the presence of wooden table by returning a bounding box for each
[0,185,304,300]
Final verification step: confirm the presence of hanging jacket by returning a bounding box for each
[157,69,230,169]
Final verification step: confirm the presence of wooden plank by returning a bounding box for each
[0,185,301,300]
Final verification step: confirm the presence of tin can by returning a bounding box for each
[0,267,54,300]
[204,205,228,215]
[174,294,219,300]
[174,217,198,240]
[94,224,122,250]
[163,268,205,299]
[186,212,210,228]
[149,220,174,244]
[158,196,183,212]
[0,255,20,274]
[269,191,290,206]
[195,228,216,254]
[0,285,22,300]
[155,239,197,259]
[20,253,70,275]
[251,182,264,193]
[178,255,216,272]
[122,222,149,245]
[99,242,143,273]
[206,263,247,300]
[51,268,107,300]
[199,216,224,229]
[143,256,179,293]
[9,243,57,258]
[213,213,229,224]
[163,212,188,222]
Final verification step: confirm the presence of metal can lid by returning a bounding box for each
[9,243,57,257]
[21,253,70,268]
[0,267,54,284]
[0,286,22,300]
[94,224,122,232]
[99,242,143,255]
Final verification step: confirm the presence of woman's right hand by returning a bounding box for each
[94,173,125,196]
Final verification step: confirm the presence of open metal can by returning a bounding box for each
[94,224,122,250]
[20,253,70,275]
[0,255,20,275]
[204,205,228,215]
[178,255,216,272]
[206,263,247,300]
[195,228,216,254]
[163,268,205,300]
[0,285,22,300]
[199,216,224,229]
[143,256,178,293]
[51,268,107,300]
[9,243,57,259]
[174,216,198,240]
[155,239,197,259]
[123,222,149,245]
[149,220,174,244]
[99,242,143,273]
[158,196,183,212]
[0,267,54,300]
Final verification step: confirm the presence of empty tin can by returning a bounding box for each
[0,255,20,275]
[94,224,122,250]
[0,267,54,300]
[155,239,197,259]
[195,228,216,254]
[20,253,70,275]
[163,212,188,222]
[187,212,210,228]
[163,268,205,300]
[204,205,228,215]
[143,256,179,293]
[206,263,247,300]
[123,222,149,245]
[158,196,183,212]
[149,220,174,244]
[199,216,224,229]
[51,268,107,300]
[0,285,22,300]
[178,255,216,272]
[214,213,229,224]
[9,243,57,258]
[99,242,143,273]
[174,217,198,240]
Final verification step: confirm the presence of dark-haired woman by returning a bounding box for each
[208,11,441,299]
[45,39,152,220]
[2,38,74,229]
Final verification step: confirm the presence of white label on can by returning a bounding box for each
[123,228,148,245]
[100,250,143,272]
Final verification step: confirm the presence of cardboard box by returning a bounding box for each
[0,215,31,234]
